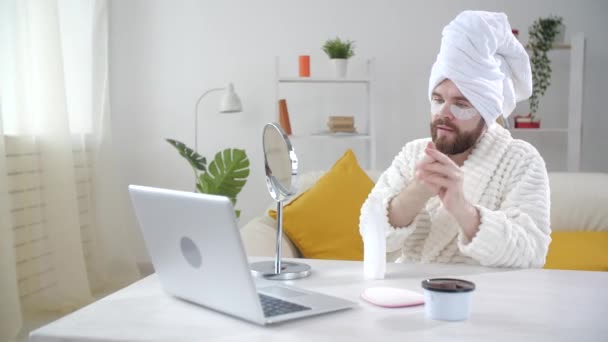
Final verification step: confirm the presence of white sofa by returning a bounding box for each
[240,171,608,262]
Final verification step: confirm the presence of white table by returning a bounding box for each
[30,258,607,341]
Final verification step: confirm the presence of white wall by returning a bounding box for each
[109,0,608,262]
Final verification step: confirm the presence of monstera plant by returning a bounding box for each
[166,139,250,218]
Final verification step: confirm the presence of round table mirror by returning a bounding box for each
[262,123,296,201]
[250,123,311,280]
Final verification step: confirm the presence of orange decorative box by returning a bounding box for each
[299,55,310,77]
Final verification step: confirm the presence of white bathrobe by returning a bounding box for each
[359,125,551,278]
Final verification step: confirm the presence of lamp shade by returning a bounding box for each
[219,83,243,113]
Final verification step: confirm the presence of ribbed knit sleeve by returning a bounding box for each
[458,144,552,268]
[360,139,429,253]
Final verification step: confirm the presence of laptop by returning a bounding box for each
[128,185,356,325]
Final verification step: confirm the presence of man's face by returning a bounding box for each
[430,79,486,155]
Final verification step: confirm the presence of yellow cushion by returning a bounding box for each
[269,149,373,260]
[544,232,608,271]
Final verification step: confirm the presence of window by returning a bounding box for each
[0,0,93,135]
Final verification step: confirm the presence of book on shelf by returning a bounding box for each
[328,115,354,121]
[328,122,355,128]
[327,115,356,133]
[278,99,292,135]
[328,123,356,128]
[328,127,357,133]
[328,116,354,125]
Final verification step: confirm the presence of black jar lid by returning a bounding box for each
[421,278,476,293]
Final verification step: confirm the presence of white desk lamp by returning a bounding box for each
[194,83,242,153]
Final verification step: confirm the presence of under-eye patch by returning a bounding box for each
[430,100,478,120]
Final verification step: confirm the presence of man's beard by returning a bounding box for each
[430,118,486,155]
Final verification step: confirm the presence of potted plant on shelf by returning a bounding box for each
[166,139,250,218]
[322,37,355,78]
[518,15,564,129]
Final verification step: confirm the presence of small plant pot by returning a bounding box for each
[514,114,541,129]
[515,120,541,129]
[332,59,348,78]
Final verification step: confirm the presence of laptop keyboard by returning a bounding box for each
[258,293,311,317]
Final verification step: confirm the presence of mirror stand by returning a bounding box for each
[250,200,311,280]
[250,122,310,280]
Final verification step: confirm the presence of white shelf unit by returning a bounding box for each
[307,132,372,139]
[510,33,585,172]
[511,128,568,133]
[278,78,370,84]
[274,57,376,170]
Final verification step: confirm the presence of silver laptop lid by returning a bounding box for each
[128,185,265,324]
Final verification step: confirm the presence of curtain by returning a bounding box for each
[0,1,140,340]
[0,116,21,342]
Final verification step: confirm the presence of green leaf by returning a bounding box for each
[322,37,355,59]
[197,148,250,205]
[166,139,206,172]
[528,15,563,116]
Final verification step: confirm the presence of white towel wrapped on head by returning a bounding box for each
[428,11,532,126]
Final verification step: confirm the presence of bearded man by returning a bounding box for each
[359,11,551,278]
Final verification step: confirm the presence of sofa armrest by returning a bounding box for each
[240,215,301,258]
[549,172,608,232]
